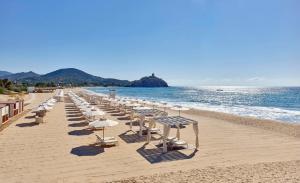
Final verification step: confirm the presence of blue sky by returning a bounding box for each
[0,0,299,86]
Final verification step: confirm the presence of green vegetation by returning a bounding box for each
[0,68,169,88]
[0,87,5,94]
[35,82,56,87]
[0,79,28,94]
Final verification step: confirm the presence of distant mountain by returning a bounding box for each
[0,71,40,81]
[37,68,131,86]
[20,68,131,86]
[2,68,168,87]
[0,71,12,77]
[130,73,168,87]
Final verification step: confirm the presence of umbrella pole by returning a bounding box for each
[179,110,181,116]
[103,128,105,138]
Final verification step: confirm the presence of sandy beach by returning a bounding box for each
[0,89,299,183]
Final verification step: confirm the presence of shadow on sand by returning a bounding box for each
[70,145,104,156]
[68,122,88,127]
[25,115,36,119]
[67,114,83,118]
[125,121,140,126]
[68,129,93,136]
[117,116,131,120]
[16,122,38,127]
[111,113,126,117]
[68,117,86,122]
[65,110,80,113]
[119,131,158,144]
[137,144,198,164]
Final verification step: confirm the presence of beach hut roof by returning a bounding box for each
[0,104,7,108]
[154,116,197,126]
[133,109,168,117]
[0,100,22,104]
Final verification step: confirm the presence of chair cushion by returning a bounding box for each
[172,140,187,146]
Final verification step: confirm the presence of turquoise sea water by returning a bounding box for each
[86,86,300,123]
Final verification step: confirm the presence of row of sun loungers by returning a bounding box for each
[68,92,119,147]
[32,96,59,123]
[68,90,199,153]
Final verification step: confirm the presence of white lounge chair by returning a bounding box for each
[95,135,118,146]
[149,127,160,134]
[170,138,188,150]
[159,136,188,150]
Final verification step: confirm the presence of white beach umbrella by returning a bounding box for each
[48,98,57,103]
[42,104,53,111]
[136,99,147,104]
[83,110,105,117]
[133,106,152,110]
[171,105,190,116]
[149,101,162,109]
[32,106,47,113]
[125,103,141,107]
[89,119,119,138]
[127,98,139,103]
[159,102,174,107]
[46,102,55,106]
[80,106,97,113]
[118,101,130,105]
[155,102,173,112]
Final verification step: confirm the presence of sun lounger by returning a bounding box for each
[95,135,118,146]
[170,138,188,149]
[158,136,188,150]
[149,127,160,134]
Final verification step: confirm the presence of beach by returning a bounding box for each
[0,89,299,183]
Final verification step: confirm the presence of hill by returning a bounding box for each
[130,73,168,87]
[0,71,40,81]
[0,71,12,77]
[22,68,131,86]
[0,68,168,87]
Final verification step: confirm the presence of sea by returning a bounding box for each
[85,86,300,123]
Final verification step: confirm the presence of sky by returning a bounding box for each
[0,0,299,86]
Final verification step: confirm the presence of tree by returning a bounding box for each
[0,79,13,89]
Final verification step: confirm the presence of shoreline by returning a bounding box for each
[81,88,300,138]
[0,90,299,182]
[185,108,300,138]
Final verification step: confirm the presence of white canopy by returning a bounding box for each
[89,119,119,128]
[171,105,190,116]
[83,110,105,117]
[89,119,119,138]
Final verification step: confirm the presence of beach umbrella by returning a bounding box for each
[48,98,57,103]
[136,99,147,105]
[42,104,53,111]
[149,101,162,109]
[127,98,139,103]
[157,102,173,112]
[171,105,190,116]
[125,103,141,107]
[118,101,130,105]
[133,106,152,110]
[32,106,47,113]
[46,102,55,106]
[89,119,119,138]
[83,110,105,117]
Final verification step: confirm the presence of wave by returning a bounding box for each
[85,87,300,124]
[172,102,300,124]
